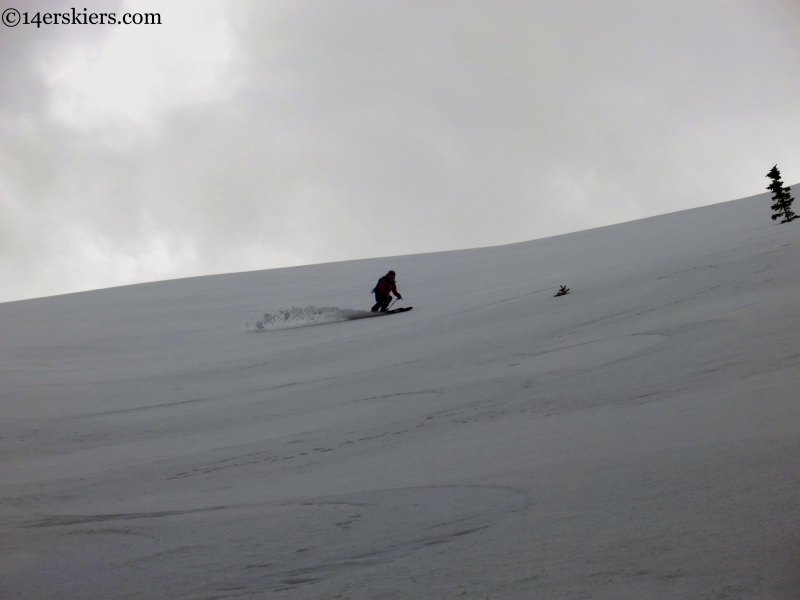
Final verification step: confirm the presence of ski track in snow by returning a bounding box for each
[247,305,379,331]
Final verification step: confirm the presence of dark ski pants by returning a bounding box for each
[371,293,392,312]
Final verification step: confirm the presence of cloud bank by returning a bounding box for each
[1,0,799,302]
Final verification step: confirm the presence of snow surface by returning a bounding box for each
[2,191,800,599]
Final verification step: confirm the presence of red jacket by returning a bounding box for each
[376,276,399,296]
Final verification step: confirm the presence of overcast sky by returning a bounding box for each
[1,0,798,303]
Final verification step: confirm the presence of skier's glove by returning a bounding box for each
[396,294,403,300]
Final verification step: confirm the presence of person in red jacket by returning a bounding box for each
[371,270,402,312]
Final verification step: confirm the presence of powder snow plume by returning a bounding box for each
[246,305,375,331]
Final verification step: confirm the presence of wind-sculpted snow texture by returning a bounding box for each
[248,306,375,331]
[2,190,800,599]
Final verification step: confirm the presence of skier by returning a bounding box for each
[371,270,402,312]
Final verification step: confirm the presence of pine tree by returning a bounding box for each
[766,165,796,223]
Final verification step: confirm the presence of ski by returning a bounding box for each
[380,306,413,315]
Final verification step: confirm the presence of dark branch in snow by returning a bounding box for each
[554,285,570,297]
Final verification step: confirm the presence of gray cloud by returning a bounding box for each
[1,0,799,302]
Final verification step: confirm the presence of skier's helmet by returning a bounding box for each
[387,270,396,277]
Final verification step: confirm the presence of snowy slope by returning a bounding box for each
[1,191,800,599]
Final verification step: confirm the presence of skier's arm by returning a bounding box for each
[390,282,402,299]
